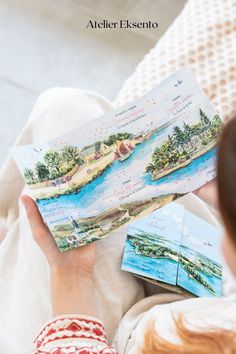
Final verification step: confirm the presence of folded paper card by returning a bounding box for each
[122,203,222,297]
[12,67,222,251]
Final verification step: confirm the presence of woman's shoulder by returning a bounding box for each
[114,294,236,354]
[167,295,234,315]
[158,296,235,331]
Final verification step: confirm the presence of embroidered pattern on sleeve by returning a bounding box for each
[33,316,118,353]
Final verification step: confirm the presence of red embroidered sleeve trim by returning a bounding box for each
[33,316,118,354]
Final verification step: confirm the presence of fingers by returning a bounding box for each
[20,194,49,244]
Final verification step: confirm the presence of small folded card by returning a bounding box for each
[122,202,222,297]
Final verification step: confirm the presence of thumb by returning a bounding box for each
[20,194,50,245]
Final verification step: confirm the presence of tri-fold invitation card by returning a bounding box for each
[12,68,222,251]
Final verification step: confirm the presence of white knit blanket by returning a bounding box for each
[114,0,236,124]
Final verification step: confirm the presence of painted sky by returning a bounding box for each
[128,202,185,244]
[181,210,222,264]
[12,67,216,173]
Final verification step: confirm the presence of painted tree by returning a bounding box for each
[152,142,174,169]
[24,168,35,184]
[183,122,192,139]
[35,162,50,182]
[117,132,132,140]
[173,126,185,145]
[200,108,211,128]
[104,134,117,146]
[44,150,63,178]
[182,122,196,147]
[62,145,84,166]
[146,163,156,174]
[168,134,174,146]
[104,132,132,146]
[191,122,202,135]
[209,115,222,138]
[212,114,222,128]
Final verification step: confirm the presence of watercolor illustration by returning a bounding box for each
[122,203,184,286]
[177,210,222,297]
[12,68,222,251]
[122,204,222,297]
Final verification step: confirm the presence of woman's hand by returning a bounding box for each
[21,195,98,317]
[21,195,96,274]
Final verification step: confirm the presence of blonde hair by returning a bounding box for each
[142,315,236,354]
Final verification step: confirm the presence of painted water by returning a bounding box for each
[177,263,222,297]
[122,239,179,285]
[37,125,216,222]
[123,240,222,296]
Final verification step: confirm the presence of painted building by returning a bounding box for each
[80,142,111,163]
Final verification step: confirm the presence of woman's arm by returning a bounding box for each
[21,195,118,353]
[50,267,97,317]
